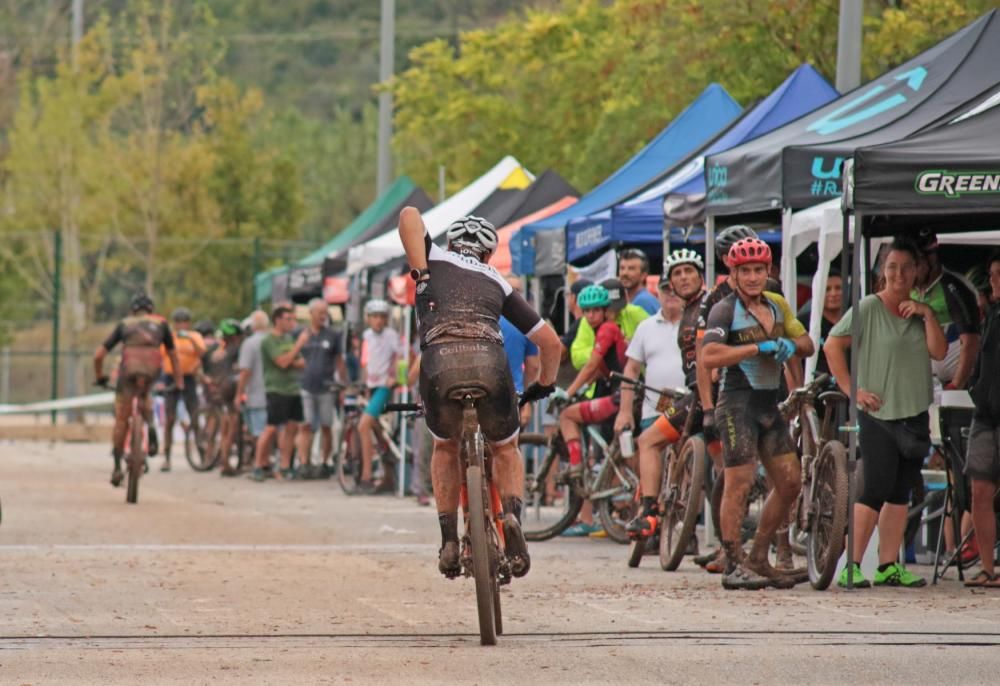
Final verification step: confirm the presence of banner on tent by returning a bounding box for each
[572,249,617,284]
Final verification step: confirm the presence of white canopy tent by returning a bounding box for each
[347,156,532,274]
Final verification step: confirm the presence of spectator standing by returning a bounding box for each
[963,254,1000,587]
[253,305,307,481]
[618,248,659,315]
[796,272,844,376]
[235,311,271,443]
[825,239,946,589]
[912,230,981,390]
[296,298,348,479]
[160,307,206,472]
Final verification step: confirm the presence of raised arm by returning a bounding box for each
[399,206,428,272]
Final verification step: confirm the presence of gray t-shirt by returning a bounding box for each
[829,294,933,421]
[237,331,267,409]
[300,326,342,394]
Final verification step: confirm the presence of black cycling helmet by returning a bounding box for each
[716,225,758,260]
[195,319,215,336]
[129,291,154,314]
[171,307,192,322]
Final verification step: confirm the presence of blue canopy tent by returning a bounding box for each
[609,65,839,245]
[511,83,742,274]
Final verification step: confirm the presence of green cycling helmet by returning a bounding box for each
[577,284,611,310]
[219,318,242,337]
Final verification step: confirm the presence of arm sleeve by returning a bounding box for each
[701,299,733,346]
[102,324,125,351]
[766,293,807,339]
[502,290,543,336]
[828,306,854,338]
[161,323,176,350]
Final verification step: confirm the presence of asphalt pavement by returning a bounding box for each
[1,440,998,684]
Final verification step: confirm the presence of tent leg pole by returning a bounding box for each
[846,211,863,590]
[706,216,716,285]
[781,208,795,311]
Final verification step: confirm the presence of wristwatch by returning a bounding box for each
[410,267,430,281]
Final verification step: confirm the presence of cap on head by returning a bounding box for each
[915,228,939,253]
[599,277,626,311]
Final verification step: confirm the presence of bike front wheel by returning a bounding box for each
[807,440,849,590]
[660,436,705,571]
[467,465,497,646]
[186,409,221,472]
[336,423,362,495]
[521,433,584,541]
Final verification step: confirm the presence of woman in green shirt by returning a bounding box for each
[825,239,947,589]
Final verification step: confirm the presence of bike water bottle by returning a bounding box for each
[619,429,635,458]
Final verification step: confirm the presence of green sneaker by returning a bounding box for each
[873,562,926,587]
[837,563,871,589]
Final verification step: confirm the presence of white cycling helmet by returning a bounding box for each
[445,215,498,258]
[364,298,390,316]
[664,248,705,277]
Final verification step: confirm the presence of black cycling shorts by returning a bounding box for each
[266,392,304,426]
[715,389,794,468]
[418,340,519,444]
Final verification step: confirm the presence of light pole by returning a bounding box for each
[376,0,395,196]
[836,0,863,92]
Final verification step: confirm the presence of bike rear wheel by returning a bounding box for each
[660,436,705,571]
[126,414,143,504]
[594,443,640,544]
[467,465,497,646]
[521,433,584,541]
[807,440,849,590]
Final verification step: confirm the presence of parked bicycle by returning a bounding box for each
[610,373,705,571]
[334,386,411,495]
[521,387,643,543]
[779,372,849,590]
[387,390,514,646]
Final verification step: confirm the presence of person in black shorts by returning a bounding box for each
[398,209,562,580]
[702,237,814,590]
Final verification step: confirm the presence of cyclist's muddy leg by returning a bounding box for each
[163,392,177,460]
[112,392,132,470]
[431,438,461,512]
[749,453,801,563]
[721,464,754,561]
[490,439,523,505]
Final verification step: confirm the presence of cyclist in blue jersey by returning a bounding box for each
[702,238,814,590]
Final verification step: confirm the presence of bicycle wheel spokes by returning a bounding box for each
[660,437,705,571]
[520,434,583,542]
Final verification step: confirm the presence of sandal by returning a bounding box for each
[965,570,1000,588]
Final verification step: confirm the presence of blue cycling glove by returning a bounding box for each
[757,338,796,364]
[773,338,797,364]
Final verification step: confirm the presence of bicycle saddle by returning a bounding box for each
[447,383,490,401]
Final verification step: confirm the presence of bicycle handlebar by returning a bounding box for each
[610,371,690,401]
[778,373,836,415]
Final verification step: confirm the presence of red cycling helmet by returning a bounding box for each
[728,237,772,267]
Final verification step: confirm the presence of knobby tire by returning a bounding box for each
[808,440,849,590]
[595,443,640,544]
[466,465,496,646]
[660,437,705,571]
[522,435,583,542]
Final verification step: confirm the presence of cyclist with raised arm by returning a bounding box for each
[398,209,561,580]
[616,249,719,539]
[93,292,182,487]
[701,238,814,589]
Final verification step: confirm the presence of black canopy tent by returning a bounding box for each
[835,97,1000,588]
[701,10,1000,282]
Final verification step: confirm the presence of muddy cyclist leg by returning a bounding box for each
[432,438,462,577]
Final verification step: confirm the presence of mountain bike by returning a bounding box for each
[387,390,514,646]
[335,387,411,494]
[779,372,849,590]
[610,373,704,571]
[521,392,643,543]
